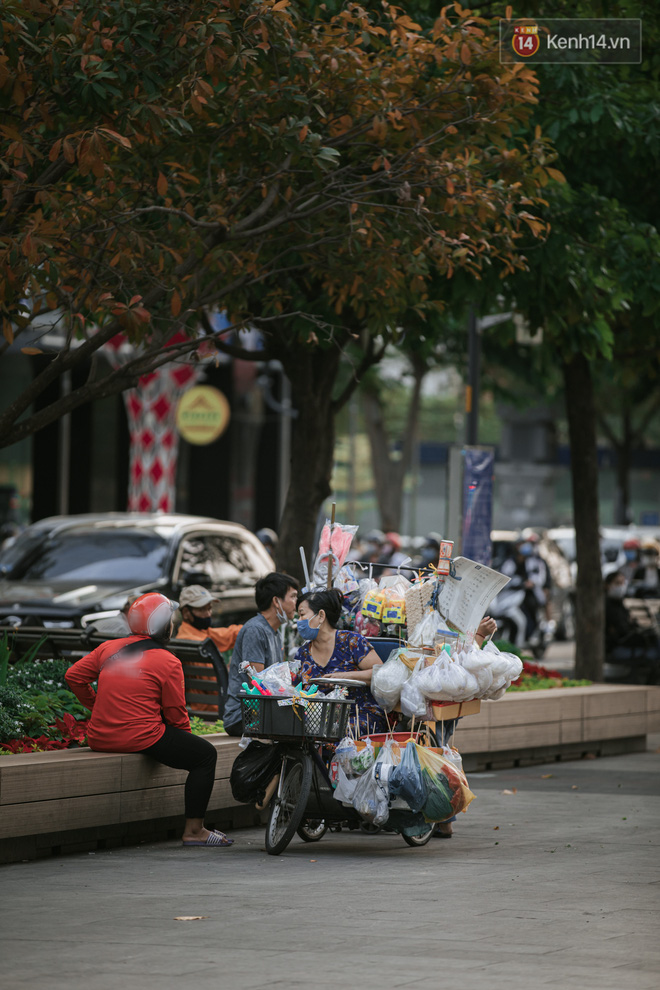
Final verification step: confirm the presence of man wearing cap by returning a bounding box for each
[175,585,242,653]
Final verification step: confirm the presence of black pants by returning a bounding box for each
[140,726,217,819]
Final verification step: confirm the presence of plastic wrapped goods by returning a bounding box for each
[334,764,358,806]
[259,662,295,696]
[417,745,475,823]
[350,738,375,777]
[312,520,358,587]
[415,655,479,702]
[334,736,358,777]
[389,740,428,813]
[370,650,411,712]
[408,609,445,648]
[400,658,429,718]
[352,740,398,826]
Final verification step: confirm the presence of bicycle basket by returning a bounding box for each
[240,694,352,742]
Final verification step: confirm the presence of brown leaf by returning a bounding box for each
[21,347,43,355]
[541,774,553,779]
[171,291,182,317]
[501,789,517,795]
[460,43,471,64]
[298,125,308,142]
[157,172,168,196]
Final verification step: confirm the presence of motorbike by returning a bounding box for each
[489,585,555,660]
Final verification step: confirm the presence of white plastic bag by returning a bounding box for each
[352,739,397,825]
[400,658,429,717]
[334,763,358,805]
[260,662,295,696]
[370,650,410,712]
[416,655,479,702]
[408,609,445,648]
[334,736,358,777]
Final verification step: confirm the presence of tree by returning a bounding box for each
[0,1,555,574]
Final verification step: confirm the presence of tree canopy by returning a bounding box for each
[1,0,556,453]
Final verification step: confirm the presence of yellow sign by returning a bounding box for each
[176,386,230,445]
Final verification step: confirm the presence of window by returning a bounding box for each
[178,534,261,589]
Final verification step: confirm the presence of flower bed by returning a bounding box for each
[491,640,591,692]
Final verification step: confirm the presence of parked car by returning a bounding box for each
[0,513,275,629]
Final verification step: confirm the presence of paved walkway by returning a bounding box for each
[2,736,659,990]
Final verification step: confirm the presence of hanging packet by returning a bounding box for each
[388,739,428,813]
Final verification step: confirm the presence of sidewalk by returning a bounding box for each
[1,735,658,990]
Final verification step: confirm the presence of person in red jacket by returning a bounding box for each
[66,592,232,848]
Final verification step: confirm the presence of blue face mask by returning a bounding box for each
[624,550,637,562]
[518,542,533,557]
[297,617,320,641]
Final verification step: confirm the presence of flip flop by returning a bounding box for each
[182,830,234,847]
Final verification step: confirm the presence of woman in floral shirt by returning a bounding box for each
[295,588,388,736]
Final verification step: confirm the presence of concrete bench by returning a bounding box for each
[1,684,658,863]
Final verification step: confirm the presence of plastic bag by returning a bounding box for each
[415,655,475,702]
[230,741,282,805]
[389,740,428,813]
[350,738,375,776]
[334,763,358,805]
[370,650,410,712]
[400,657,429,717]
[480,641,523,698]
[353,739,397,826]
[335,736,358,776]
[408,609,445,647]
[352,763,389,826]
[312,520,358,587]
[259,662,295,697]
[417,746,475,822]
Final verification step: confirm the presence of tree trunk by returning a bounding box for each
[274,345,342,583]
[362,388,405,530]
[362,357,426,532]
[562,353,604,681]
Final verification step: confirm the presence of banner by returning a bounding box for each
[462,447,495,566]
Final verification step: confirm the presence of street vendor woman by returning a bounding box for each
[295,588,389,735]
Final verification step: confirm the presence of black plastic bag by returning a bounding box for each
[230,741,282,805]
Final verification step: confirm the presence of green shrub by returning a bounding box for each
[189,716,224,735]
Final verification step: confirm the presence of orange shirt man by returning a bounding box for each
[175,584,242,653]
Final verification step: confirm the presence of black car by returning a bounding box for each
[0,513,275,628]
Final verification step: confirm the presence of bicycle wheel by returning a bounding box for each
[265,753,313,855]
[297,819,328,843]
[401,824,434,847]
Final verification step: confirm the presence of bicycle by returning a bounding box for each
[240,684,436,855]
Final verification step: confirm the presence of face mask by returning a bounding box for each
[624,550,637,561]
[274,599,288,624]
[518,543,533,557]
[297,617,320,641]
[608,585,626,599]
[190,615,212,631]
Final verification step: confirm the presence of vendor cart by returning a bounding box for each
[239,685,456,855]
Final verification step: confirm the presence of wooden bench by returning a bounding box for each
[7,627,230,722]
[623,597,660,630]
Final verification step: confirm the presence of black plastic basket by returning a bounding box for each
[240,694,352,742]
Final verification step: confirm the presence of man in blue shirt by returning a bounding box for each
[223,572,299,736]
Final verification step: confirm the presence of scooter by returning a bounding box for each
[489,586,555,659]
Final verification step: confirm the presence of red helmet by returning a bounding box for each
[127,593,179,636]
[623,539,640,550]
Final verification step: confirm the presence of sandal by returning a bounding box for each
[182,830,234,847]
